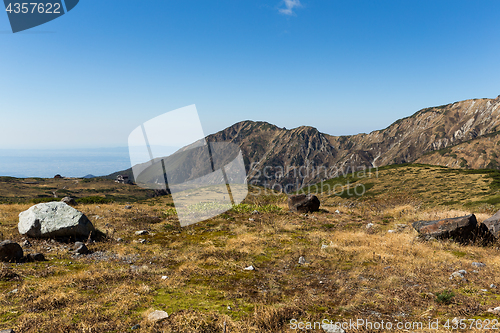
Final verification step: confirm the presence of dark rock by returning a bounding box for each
[131,324,141,330]
[0,240,23,262]
[61,197,77,206]
[483,210,500,239]
[124,205,133,209]
[412,214,479,243]
[73,242,89,255]
[287,194,320,213]
[153,189,170,197]
[32,253,45,261]
[25,253,46,262]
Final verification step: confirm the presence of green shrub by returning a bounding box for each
[31,197,59,204]
[76,196,113,204]
[436,290,455,304]
[438,148,452,156]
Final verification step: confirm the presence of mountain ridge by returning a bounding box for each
[107,95,500,190]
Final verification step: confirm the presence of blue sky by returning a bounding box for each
[1,0,500,149]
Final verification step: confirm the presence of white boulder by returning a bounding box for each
[19,202,95,238]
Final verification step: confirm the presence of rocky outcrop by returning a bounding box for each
[483,210,500,239]
[412,214,480,243]
[288,194,320,213]
[0,240,23,262]
[18,202,95,239]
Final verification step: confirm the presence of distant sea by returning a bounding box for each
[0,148,131,178]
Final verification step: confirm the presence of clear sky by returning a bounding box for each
[1,0,500,149]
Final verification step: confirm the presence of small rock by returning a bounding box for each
[298,256,306,265]
[321,244,329,249]
[116,238,123,242]
[473,270,479,273]
[7,289,18,295]
[161,276,168,280]
[458,269,467,275]
[248,218,255,222]
[491,284,497,289]
[61,196,76,205]
[25,253,45,262]
[227,306,231,310]
[387,230,395,233]
[0,240,23,263]
[450,271,466,280]
[288,194,320,213]
[366,223,374,229]
[73,242,89,255]
[322,322,345,333]
[21,240,31,248]
[135,230,149,236]
[131,324,140,330]
[488,307,500,315]
[335,210,340,214]
[125,205,133,209]
[32,253,45,261]
[472,262,486,268]
[244,265,254,271]
[481,289,488,292]
[251,210,260,215]
[137,239,146,244]
[384,266,391,270]
[147,310,169,323]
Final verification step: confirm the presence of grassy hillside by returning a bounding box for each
[0,176,158,204]
[416,132,500,170]
[310,164,500,212]
[1,165,500,332]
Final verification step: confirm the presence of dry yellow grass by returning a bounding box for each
[0,165,499,332]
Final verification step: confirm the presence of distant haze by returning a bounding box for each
[0,148,131,178]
